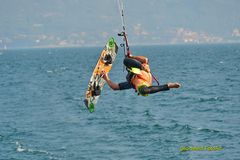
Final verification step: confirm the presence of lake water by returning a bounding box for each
[0,44,239,160]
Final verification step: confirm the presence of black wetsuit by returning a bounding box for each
[118,57,169,95]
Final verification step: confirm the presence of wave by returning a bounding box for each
[197,127,221,133]
[0,134,3,141]
[193,106,228,113]
[167,122,193,133]
[198,96,227,102]
[15,141,61,159]
[196,127,234,140]
[46,67,69,74]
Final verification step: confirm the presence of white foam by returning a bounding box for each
[16,141,26,152]
[15,141,60,159]
[60,67,67,70]
[47,70,53,73]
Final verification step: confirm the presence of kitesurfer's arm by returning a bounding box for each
[102,72,120,90]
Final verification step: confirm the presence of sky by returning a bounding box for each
[0,0,240,49]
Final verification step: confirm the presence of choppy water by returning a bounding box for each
[0,44,239,160]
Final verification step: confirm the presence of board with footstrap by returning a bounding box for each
[84,37,118,112]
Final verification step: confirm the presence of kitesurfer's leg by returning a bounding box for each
[139,85,169,94]
[139,83,180,94]
[124,57,142,69]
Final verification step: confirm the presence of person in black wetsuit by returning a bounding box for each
[102,54,181,96]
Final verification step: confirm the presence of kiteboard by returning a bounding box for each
[84,37,118,112]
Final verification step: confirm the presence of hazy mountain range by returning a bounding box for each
[0,0,240,49]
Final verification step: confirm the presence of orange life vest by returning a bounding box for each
[130,63,152,90]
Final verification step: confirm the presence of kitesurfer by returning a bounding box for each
[102,54,181,96]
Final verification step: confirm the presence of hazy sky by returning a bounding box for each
[0,0,240,48]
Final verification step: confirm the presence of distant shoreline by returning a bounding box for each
[4,42,240,50]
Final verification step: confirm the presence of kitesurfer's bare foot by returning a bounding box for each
[168,82,181,89]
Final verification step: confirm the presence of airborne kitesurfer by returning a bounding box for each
[102,0,180,96]
[102,54,181,96]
